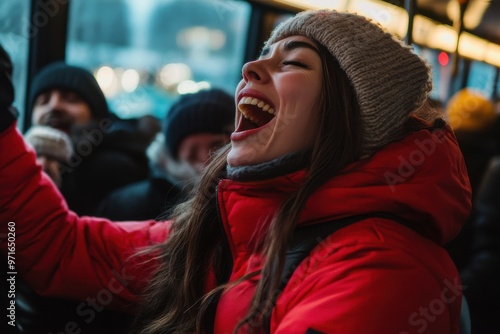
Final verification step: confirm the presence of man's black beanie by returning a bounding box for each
[28,62,109,119]
[165,88,235,159]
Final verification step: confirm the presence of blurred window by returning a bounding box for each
[66,0,251,119]
[467,60,497,98]
[413,46,470,104]
[413,46,447,102]
[0,0,30,127]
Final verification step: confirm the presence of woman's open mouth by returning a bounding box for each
[236,97,276,132]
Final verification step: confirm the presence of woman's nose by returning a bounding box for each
[242,60,267,83]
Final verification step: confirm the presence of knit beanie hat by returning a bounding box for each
[29,62,109,119]
[24,125,73,162]
[265,10,433,157]
[165,88,235,159]
[446,88,496,133]
[0,45,14,111]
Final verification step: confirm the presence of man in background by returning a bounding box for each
[27,62,156,215]
[97,88,235,220]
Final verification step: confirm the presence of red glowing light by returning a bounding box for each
[438,52,449,66]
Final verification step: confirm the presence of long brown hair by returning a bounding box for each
[132,41,364,334]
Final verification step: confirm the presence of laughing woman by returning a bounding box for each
[0,10,471,334]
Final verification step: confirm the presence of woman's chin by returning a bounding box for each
[226,148,244,167]
[227,146,259,167]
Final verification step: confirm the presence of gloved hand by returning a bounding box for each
[24,125,74,162]
[24,125,74,188]
[0,44,18,133]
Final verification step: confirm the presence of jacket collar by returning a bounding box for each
[226,151,309,182]
[217,124,471,258]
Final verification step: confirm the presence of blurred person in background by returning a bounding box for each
[28,62,157,216]
[446,88,498,198]
[458,95,500,334]
[444,88,498,271]
[97,88,235,221]
[460,151,500,334]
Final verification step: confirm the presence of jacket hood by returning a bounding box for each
[217,123,471,247]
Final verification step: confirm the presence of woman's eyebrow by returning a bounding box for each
[259,40,319,58]
[283,40,320,55]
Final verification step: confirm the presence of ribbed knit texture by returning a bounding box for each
[265,10,433,157]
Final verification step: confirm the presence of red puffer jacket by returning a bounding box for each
[0,122,471,333]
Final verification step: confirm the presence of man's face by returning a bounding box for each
[177,133,230,173]
[32,89,92,133]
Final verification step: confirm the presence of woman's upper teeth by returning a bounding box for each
[239,97,275,115]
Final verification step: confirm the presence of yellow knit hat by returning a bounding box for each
[446,89,496,133]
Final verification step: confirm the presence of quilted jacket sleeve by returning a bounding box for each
[0,123,169,310]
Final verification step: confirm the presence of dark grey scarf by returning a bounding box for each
[226,151,310,182]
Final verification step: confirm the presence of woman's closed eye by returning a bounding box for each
[282,60,309,68]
